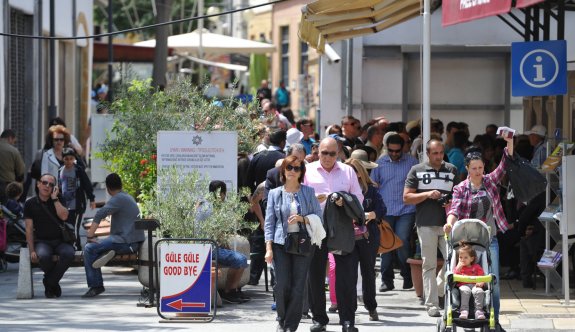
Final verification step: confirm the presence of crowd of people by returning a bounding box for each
[0,85,559,332]
[239,96,554,332]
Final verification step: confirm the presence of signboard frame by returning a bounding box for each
[155,238,218,322]
[511,40,567,97]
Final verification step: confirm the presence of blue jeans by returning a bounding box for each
[217,248,248,269]
[35,240,75,288]
[489,236,500,321]
[83,237,140,288]
[380,213,415,287]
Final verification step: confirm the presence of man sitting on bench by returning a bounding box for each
[81,173,145,298]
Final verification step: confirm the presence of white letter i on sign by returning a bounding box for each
[533,56,545,82]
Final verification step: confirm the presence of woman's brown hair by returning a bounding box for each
[280,155,306,184]
[45,124,71,148]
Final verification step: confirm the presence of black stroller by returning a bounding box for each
[437,219,496,332]
[0,204,27,268]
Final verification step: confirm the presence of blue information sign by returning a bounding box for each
[511,40,567,97]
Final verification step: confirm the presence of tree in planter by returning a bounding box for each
[98,78,260,200]
[97,78,261,240]
[142,167,251,243]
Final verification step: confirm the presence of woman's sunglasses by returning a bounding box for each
[40,180,56,188]
[286,165,302,172]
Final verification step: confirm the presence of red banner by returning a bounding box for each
[442,0,512,27]
[515,0,545,9]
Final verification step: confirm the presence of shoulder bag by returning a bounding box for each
[37,197,76,244]
[280,190,311,256]
[505,153,547,202]
[377,220,403,254]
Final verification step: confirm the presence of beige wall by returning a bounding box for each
[247,10,272,42]
[271,1,320,121]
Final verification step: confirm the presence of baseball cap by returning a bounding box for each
[62,147,76,158]
[328,134,346,142]
[286,128,304,146]
[525,125,546,137]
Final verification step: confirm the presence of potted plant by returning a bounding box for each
[97,78,261,289]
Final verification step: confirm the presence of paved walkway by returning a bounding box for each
[499,277,575,331]
[1,260,574,331]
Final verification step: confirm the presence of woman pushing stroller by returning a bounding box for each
[443,128,514,330]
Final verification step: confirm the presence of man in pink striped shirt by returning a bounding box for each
[304,137,363,332]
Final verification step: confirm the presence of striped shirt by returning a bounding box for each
[371,153,418,216]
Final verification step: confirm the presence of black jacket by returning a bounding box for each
[246,148,285,193]
[324,191,365,255]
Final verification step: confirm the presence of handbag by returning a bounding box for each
[377,220,403,254]
[279,190,311,256]
[505,153,547,202]
[37,197,77,245]
[284,222,311,256]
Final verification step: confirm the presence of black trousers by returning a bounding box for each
[334,248,359,326]
[249,228,266,283]
[308,238,329,326]
[273,244,313,331]
[356,238,377,311]
[66,209,84,250]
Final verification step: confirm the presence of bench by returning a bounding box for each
[16,247,139,299]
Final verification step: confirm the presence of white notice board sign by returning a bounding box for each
[157,131,238,190]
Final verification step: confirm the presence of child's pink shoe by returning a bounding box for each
[459,310,468,319]
[475,310,486,320]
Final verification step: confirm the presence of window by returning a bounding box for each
[280,26,289,84]
[300,41,309,74]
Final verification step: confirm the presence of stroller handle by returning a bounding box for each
[452,274,492,283]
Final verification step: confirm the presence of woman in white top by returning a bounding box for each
[41,125,70,179]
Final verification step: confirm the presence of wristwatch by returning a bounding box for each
[52,198,59,202]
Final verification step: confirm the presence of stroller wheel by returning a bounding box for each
[436,317,446,332]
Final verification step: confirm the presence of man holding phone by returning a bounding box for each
[24,173,74,298]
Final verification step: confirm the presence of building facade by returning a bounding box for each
[318,7,575,139]
[0,0,93,165]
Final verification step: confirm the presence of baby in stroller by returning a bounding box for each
[439,219,495,332]
[454,242,486,320]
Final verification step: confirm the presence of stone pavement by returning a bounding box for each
[3,187,572,331]
[499,277,575,332]
[1,259,574,331]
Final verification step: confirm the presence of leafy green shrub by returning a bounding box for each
[97,78,260,240]
[98,78,260,199]
[141,167,250,242]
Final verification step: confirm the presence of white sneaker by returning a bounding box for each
[427,306,441,317]
[92,250,115,269]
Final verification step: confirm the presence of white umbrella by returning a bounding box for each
[135,29,276,55]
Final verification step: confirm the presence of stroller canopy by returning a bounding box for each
[450,219,491,249]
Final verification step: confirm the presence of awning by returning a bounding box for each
[93,42,174,63]
[299,0,431,53]
[135,29,276,55]
[178,54,248,71]
[516,0,546,9]
[442,0,546,27]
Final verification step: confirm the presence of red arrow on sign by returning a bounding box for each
[166,299,206,311]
